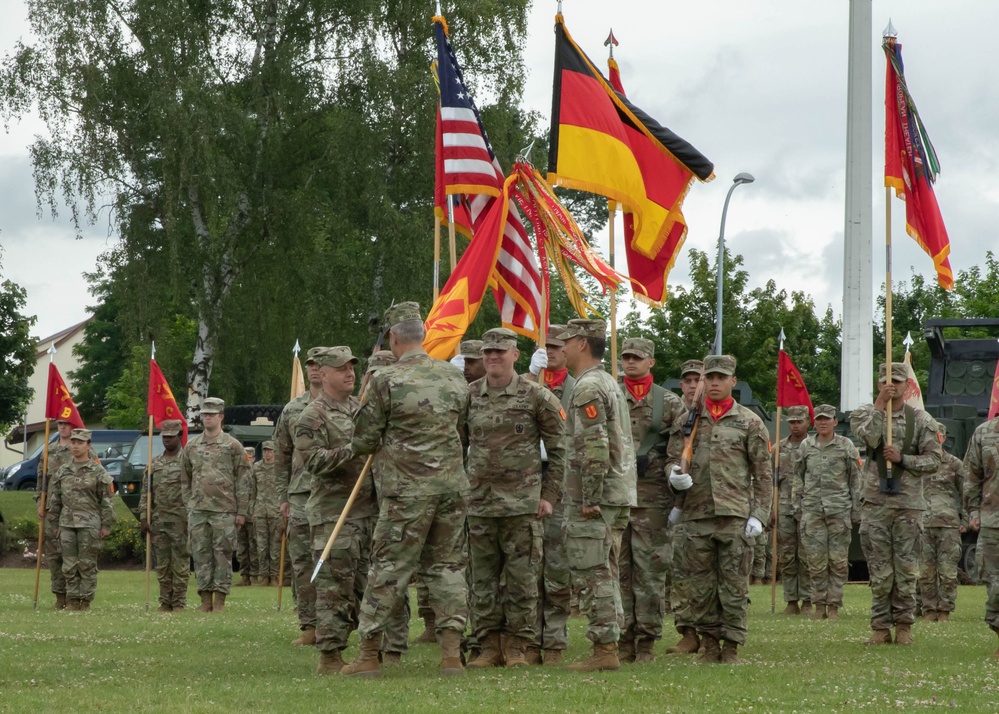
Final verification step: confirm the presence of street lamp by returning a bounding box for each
[714,172,756,355]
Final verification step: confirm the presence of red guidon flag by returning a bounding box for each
[45,363,84,428]
[988,366,999,421]
[148,359,188,445]
[777,350,814,422]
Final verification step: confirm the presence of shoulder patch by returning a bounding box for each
[559,408,567,421]
[585,404,598,419]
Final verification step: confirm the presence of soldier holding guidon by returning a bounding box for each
[775,405,812,615]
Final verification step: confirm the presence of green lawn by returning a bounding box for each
[0,490,135,523]
[1,570,996,713]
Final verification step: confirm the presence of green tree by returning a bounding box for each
[0,266,37,432]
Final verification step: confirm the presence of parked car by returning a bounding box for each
[1,430,141,492]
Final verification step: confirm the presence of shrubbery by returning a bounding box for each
[0,515,145,564]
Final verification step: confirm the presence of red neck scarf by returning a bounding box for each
[705,396,735,420]
[624,374,654,401]
[544,368,568,389]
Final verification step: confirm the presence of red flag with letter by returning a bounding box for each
[45,363,84,428]
[148,359,188,445]
[988,366,999,421]
[777,350,814,421]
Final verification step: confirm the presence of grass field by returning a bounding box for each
[0,490,136,523]
[1,569,996,714]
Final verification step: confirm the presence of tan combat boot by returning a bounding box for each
[413,616,437,645]
[666,627,700,654]
[66,599,82,612]
[524,644,542,665]
[922,611,938,622]
[341,636,382,678]
[720,640,739,664]
[895,623,914,645]
[994,630,999,658]
[236,572,251,587]
[800,600,813,616]
[158,604,172,613]
[937,612,951,622]
[54,593,67,611]
[466,631,503,669]
[440,630,465,675]
[567,642,620,672]
[504,636,529,668]
[634,638,655,664]
[292,627,317,646]
[80,600,91,611]
[826,605,840,621]
[542,649,563,666]
[381,652,402,666]
[811,604,827,620]
[197,591,213,613]
[212,592,226,613]
[781,601,800,616]
[697,635,721,664]
[316,650,345,674]
[618,638,636,664]
[865,629,892,645]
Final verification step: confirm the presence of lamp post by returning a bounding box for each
[714,172,756,355]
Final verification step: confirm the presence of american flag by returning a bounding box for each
[433,17,544,340]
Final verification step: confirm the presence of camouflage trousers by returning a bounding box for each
[60,527,101,602]
[777,512,809,603]
[312,517,374,652]
[189,510,236,595]
[670,521,694,630]
[44,513,65,595]
[357,492,468,640]
[978,527,999,632]
[918,526,961,614]
[380,588,411,654]
[680,516,753,646]
[415,576,433,621]
[468,514,542,641]
[254,516,283,580]
[236,517,259,579]
[752,531,771,579]
[288,495,317,630]
[801,510,851,607]
[151,521,189,608]
[619,507,671,643]
[859,506,921,629]
[534,500,572,651]
[565,504,628,645]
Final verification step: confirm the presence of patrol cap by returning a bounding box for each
[201,397,225,414]
[481,328,518,352]
[384,301,422,328]
[621,337,655,359]
[262,440,275,451]
[702,354,737,376]
[813,404,837,420]
[160,419,184,437]
[314,346,358,368]
[459,340,484,360]
[545,325,567,348]
[366,350,397,373]
[70,428,92,442]
[785,405,810,422]
[878,362,908,382]
[56,418,73,425]
[560,318,607,340]
[305,346,327,365]
[680,359,703,377]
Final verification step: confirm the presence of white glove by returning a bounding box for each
[669,465,692,491]
[540,440,549,463]
[529,348,549,376]
[449,355,465,371]
[668,507,682,526]
[745,516,763,539]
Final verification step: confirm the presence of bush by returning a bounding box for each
[100,520,146,563]
[1,517,39,553]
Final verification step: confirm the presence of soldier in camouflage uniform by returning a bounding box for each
[619,337,685,663]
[295,347,379,674]
[342,302,471,678]
[560,319,637,672]
[667,355,772,664]
[250,442,282,586]
[463,328,566,669]
[965,414,999,655]
[181,397,251,613]
[918,424,967,622]
[236,446,260,586]
[461,338,487,384]
[48,429,116,611]
[275,349,323,643]
[775,405,812,615]
[851,362,942,644]
[139,420,190,611]
[37,419,76,609]
[791,404,861,620]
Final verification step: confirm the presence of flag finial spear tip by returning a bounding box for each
[293,339,301,355]
[883,19,897,39]
[47,342,57,359]
[435,1,441,16]
[151,340,156,360]
[903,331,914,350]
[604,29,618,58]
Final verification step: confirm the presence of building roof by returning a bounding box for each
[34,317,92,359]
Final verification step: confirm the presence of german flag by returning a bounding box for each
[548,14,713,263]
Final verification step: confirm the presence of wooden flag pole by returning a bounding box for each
[433,218,442,301]
[447,195,459,357]
[884,187,894,483]
[608,203,618,376]
[276,519,287,611]
[144,414,154,611]
[770,406,782,614]
[32,418,52,610]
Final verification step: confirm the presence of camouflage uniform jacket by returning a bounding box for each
[777,436,806,513]
[138,452,186,525]
[249,461,282,521]
[564,365,637,507]
[49,459,116,530]
[850,404,942,510]
[963,417,999,526]
[923,450,967,528]
[298,393,377,526]
[273,390,316,504]
[181,431,250,515]
[352,348,470,499]
[790,434,862,520]
[625,385,685,508]
[666,401,772,524]
[466,373,566,517]
[37,442,93,504]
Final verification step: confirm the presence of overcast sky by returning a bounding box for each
[2,0,998,341]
